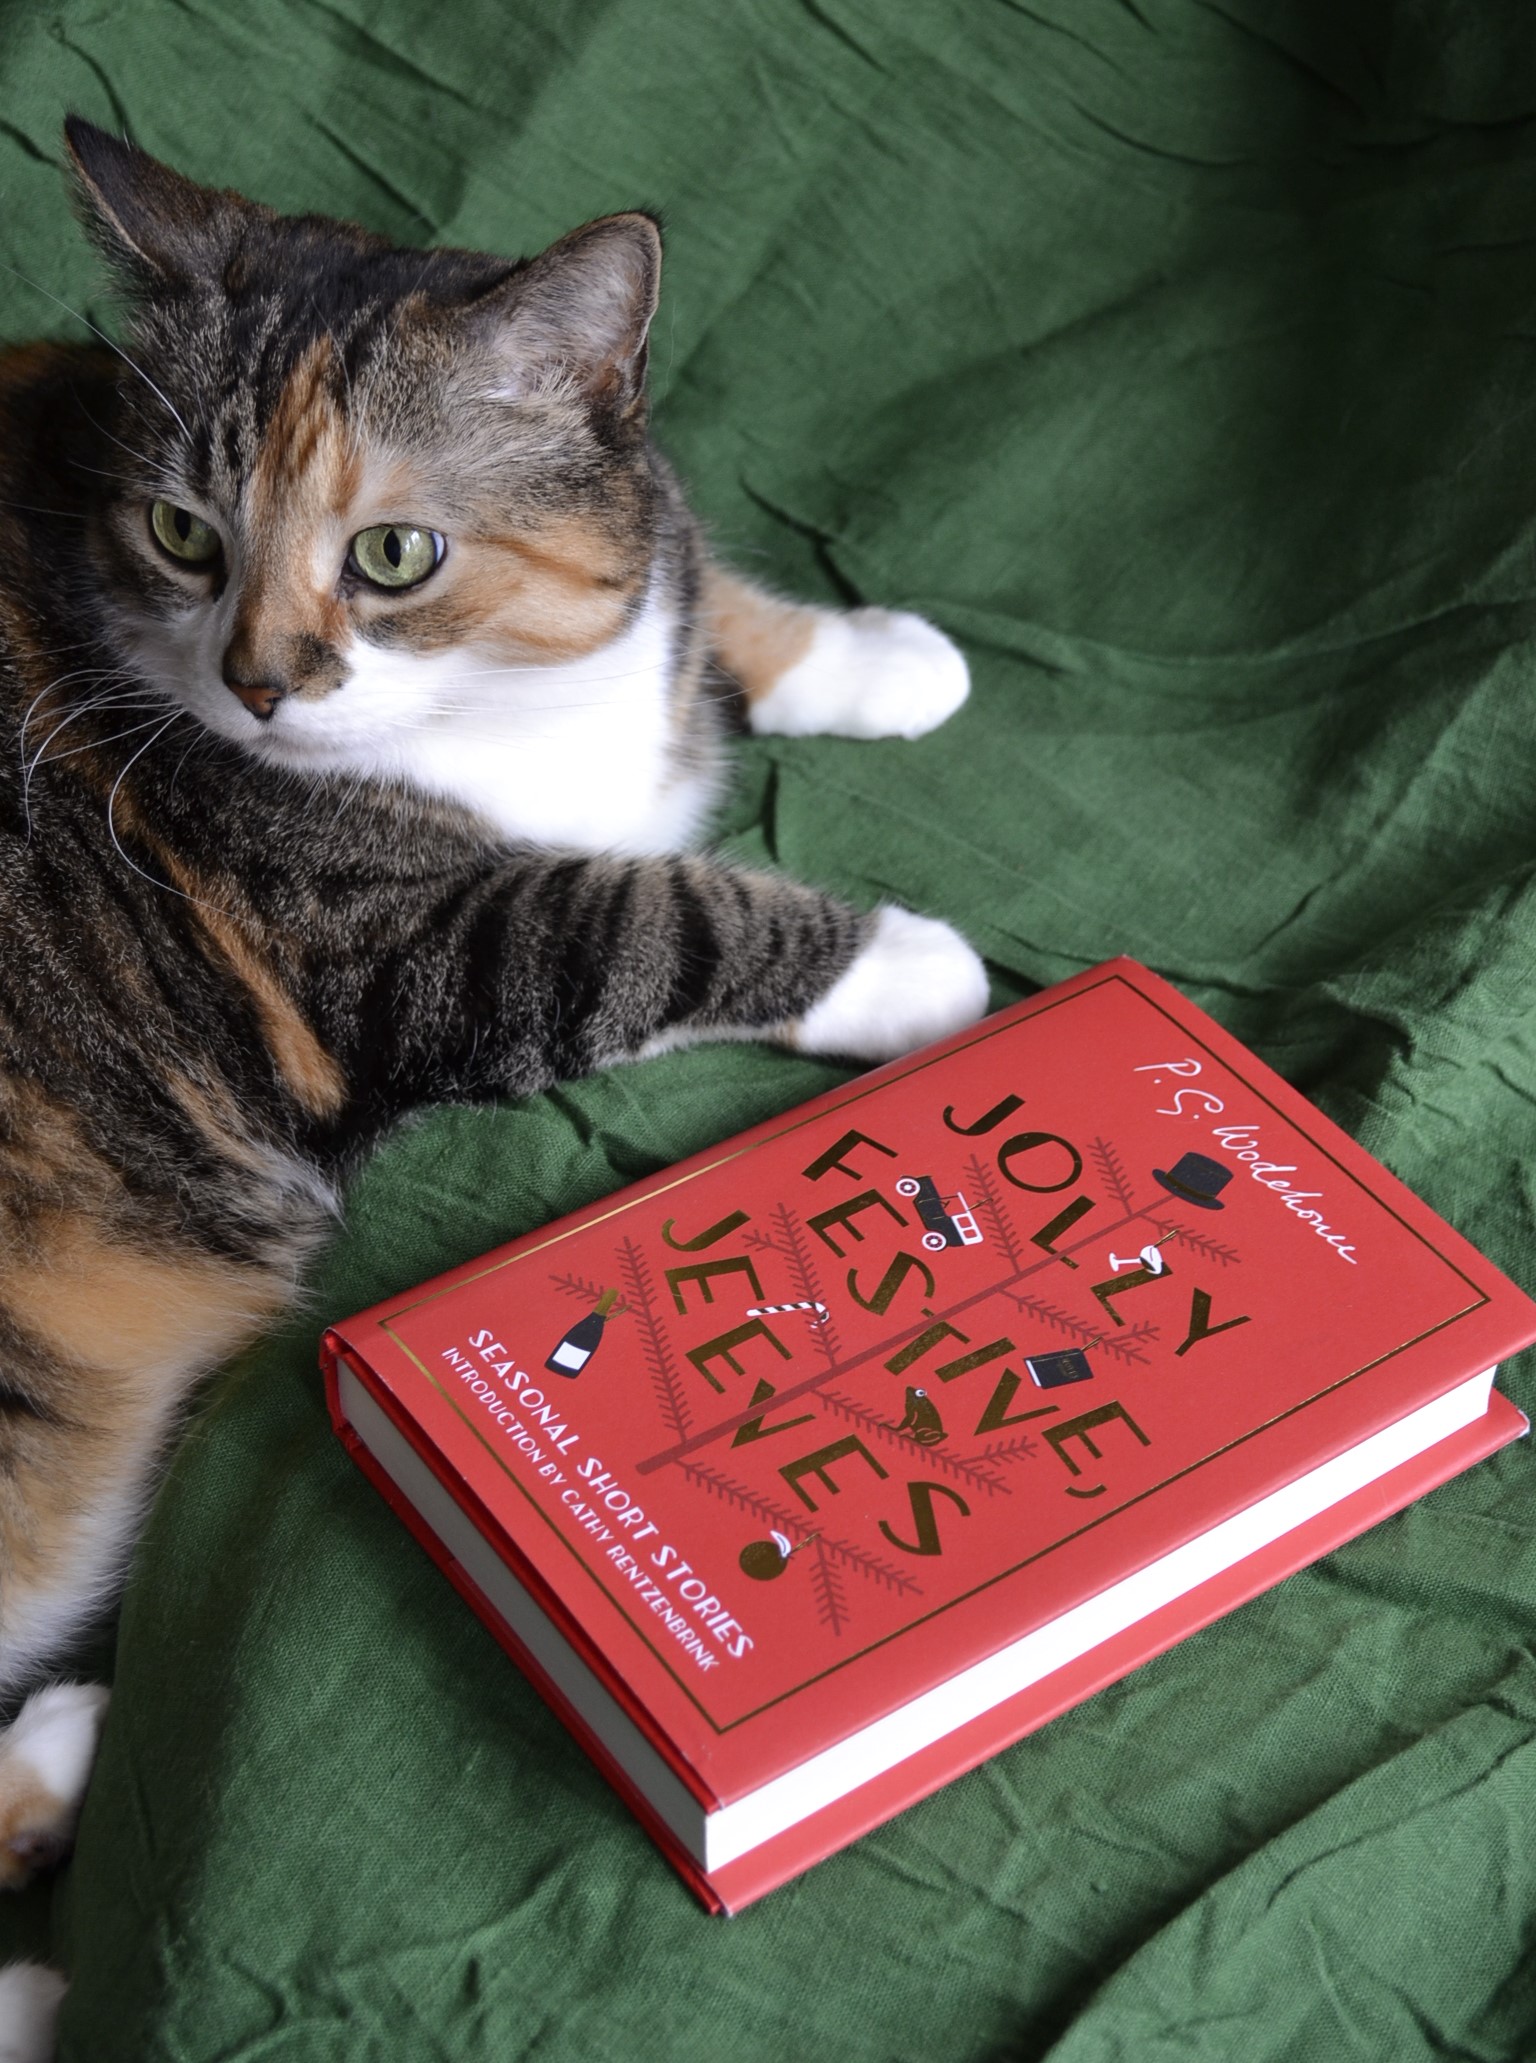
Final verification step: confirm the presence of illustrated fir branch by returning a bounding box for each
[549,1272,630,1314]
[1093,1320,1158,1367]
[1002,1292,1159,1365]
[1149,1217,1240,1268]
[809,1545,848,1637]
[962,1153,1023,1269]
[810,1528,923,1598]
[674,1461,800,1534]
[614,1235,692,1440]
[978,1431,1041,1466]
[817,1388,1014,1496]
[1001,1291,1105,1347]
[745,1205,843,1368]
[677,1462,920,1598]
[1089,1135,1137,1213]
[774,1204,844,1366]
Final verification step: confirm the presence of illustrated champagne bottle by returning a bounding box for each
[546,1289,617,1377]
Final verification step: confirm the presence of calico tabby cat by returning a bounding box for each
[0,119,983,2045]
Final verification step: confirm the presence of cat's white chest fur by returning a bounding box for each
[360,590,719,854]
[259,585,720,856]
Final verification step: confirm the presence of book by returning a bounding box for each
[322,957,1536,1913]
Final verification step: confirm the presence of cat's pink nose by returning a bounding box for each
[222,670,287,722]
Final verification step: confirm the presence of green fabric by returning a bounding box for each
[5,1,1536,2054]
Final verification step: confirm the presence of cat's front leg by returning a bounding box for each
[314,851,986,1111]
[704,566,969,742]
[791,904,988,1062]
[381,853,988,1085]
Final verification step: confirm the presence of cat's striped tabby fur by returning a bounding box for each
[0,119,982,2041]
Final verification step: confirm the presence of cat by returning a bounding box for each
[0,117,985,2047]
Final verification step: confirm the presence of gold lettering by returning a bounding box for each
[846,1250,936,1315]
[807,1188,907,1258]
[731,1377,816,1446]
[879,1481,971,1556]
[660,1208,750,1252]
[686,1317,789,1394]
[942,1092,1024,1136]
[1175,1286,1251,1357]
[997,1130,1083,1193]
[779,1435,889,1511]
[665,1253,763,1313]
[802,1128,899,1183]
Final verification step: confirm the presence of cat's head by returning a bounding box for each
[65,117,664,774]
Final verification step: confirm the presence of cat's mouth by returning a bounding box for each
[243,722,344,763]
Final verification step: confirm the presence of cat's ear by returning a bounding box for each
[477,214,662,416]
[64,117,244,289]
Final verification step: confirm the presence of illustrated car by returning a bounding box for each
[894,1175,984,1252]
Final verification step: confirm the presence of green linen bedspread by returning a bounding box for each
[5,1,1536,2055]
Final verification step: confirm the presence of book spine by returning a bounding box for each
[321,1331,722,1821]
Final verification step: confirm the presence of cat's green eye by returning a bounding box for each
[349,524,443,592]
[149,499,221,566]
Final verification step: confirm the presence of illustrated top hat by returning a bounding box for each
[1152,1152,1231,1211]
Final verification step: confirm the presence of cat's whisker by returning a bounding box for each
[165,722,226,803]
[28,696,168,756]
[21,666,166,722]
[19,670,147,759]
[11,633,109,666]
[105,711,238,916]
[23,693,172,815]
[71,397,169,478]
[0,258,193,441]
[307,295,361,436]
[0,498,94,523]
[21,673,157,738]
[68,456,151,487]
[31,711,179,772]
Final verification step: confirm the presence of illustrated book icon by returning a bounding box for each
[323,959,1536,1912]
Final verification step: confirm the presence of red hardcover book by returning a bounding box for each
[323,958,1536,1911]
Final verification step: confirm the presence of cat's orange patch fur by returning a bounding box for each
[0,1767,71,1889]
[703,566,817,703]
[1,1217,286,1391]
[439,524,640,659]
[144,847,348,1120]
[193,904,347,1118]
[0,1089,289,1608]
[233,336,358,691]
[163,1069,298,1177]
[385,513,646,664]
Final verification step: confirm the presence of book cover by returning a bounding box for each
[323,958,1536,1907]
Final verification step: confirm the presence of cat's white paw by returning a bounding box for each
[749,608,969,741]
[0,1963,66,2062]
[0,1683,109,1891]
[796,906,988,1062]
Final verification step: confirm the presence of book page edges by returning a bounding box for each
[328,1331,1521,1898]
[701,1367,1496,1867]
[706,1388,1526,1911]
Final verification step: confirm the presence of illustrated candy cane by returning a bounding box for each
[746,1300,830,1325]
